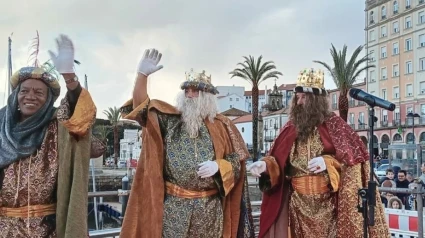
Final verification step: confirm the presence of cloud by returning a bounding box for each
[0,0,367,118]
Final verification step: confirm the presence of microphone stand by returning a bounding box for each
[357,104,377,238]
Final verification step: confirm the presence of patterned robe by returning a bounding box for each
[0,87,96,238]
[258,113,389,238]
[287,129,337,237]
[119,97,255,238]
[158,114,240,238]
[0,122,59,238]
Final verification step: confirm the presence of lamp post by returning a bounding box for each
[407,112,420,144]
[128,142,134,179]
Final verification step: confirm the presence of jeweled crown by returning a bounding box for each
[296,68,325,89]
[185,69,212,84]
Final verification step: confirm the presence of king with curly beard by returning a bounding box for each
[248,68,389,238]
[119,49,255,238]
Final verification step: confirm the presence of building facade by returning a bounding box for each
[364,0,425,157]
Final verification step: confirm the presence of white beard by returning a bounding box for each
[175,91,218,138]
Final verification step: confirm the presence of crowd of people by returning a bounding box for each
[380,163,425,211]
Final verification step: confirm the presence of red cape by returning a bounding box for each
[259,113,370,237]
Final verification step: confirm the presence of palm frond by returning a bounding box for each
[103,106,121,125]
[27,30,40,67]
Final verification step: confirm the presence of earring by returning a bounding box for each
[17,106,20,111]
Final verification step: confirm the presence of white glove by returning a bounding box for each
[307,156,327,173]
[197,161,219,178]
[137,48,163,76]
[247,161,267,177]
[48,34,75,74]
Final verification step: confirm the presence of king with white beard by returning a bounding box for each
[119,49,255,238]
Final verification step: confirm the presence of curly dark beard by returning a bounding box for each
[290,93,331,143]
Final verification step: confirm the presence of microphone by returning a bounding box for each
[349,88,396,111]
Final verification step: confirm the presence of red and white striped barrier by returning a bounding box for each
[385,207,424,236]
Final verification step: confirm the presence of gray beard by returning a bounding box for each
[180,98,203,138]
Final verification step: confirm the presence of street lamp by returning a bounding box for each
[406,112,420,144]
[128,142,134,179]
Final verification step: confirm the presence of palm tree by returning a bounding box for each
[314,44,375,122]
[103,107,121,165]
[93,125,111,162]
[230,56,282,162]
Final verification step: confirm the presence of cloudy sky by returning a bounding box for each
[0,0,366,119]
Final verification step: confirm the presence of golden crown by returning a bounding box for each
[296,68,325,89]
[185,69,212,84]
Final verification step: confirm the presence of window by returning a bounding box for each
[420,34,425,47]
[407,107,413,113]
[406,38,412,51]
[406,84,413,96]
[419,11,425,24]
[230,105,233,108]
[394,1,399,13]
[236,98,239,101]
[370,70,376,82]
[393,21,399,33]
[406,0,411,8]
[393,64,399,76]
[370,11,375,24]
[359,112,365,124]
[421,58,425,70]
[382,89,387,99]
[229,98,233,101]
[421,82,425,94]
[393,42,399,55]
[369,50,375,61]
[369,30,375,41]
[393,86,400,98]
[405,16,412,28]
[241,127,244,133]
[332,94,337,103]
[349,113,355,124]
[381,46,387,58]
[381,26,387,37]
[383,110,388,122]
[381,67,387,79]
[395,108,400,120]
[382,6,387,19]
[406,61,413,74]
[421,104,425,116]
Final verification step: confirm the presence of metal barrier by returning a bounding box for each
[88,228,121,238]
[88,182,424,237]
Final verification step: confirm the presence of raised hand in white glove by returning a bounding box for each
[197,161,219,178]
[247,161,267,177]
[307,156,327,173]
[137,48,163,76]
[48,34,75,74]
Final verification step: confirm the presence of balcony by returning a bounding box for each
[358,124,367,130]
[381,121,388,127]
[264,136,275,142]
[358,101,366,106]
[348,101,356,108]
[393,119,401,126]
[420,117,425,125]
[349,124,355,130]
[331,103,338,110]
